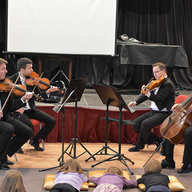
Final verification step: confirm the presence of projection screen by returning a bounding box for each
[6,0,118,56]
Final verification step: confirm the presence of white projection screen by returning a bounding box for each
[7,0,118,55]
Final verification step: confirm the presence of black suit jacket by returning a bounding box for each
[0,91,25,120]
[9,73,48,110]
[136,77,175,112]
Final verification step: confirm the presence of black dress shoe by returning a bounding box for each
[6,159,14,165]
[0,162,10,170]
[29,140,44,151]
[161,159,175,169]
[16,148,24,154]
[177,164,192,173]
[128,145,140,152]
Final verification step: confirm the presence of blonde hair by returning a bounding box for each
[0,170,27,192]
[58,159,85,175]
[104,166,124,177]
[144,159,162,174]
[152,62,167,73]
[0,58,8,65]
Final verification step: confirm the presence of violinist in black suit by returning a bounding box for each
[9,57,57,152]
[128,62,175,152]
[0,58,33,170]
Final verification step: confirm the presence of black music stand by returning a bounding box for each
[87,84,135,174]
[39,87,77,172]
[57,78,95,160]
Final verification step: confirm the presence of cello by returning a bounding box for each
[160,93,192,144]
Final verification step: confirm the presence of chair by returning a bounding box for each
[30,119,45,150]
[10,136,18,162]
[175,94,188,104]
[14,153,17,162]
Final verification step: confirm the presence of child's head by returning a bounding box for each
[104,166,124,177]
[144,159,162,174]
[0,170,26,192]
[58,159,85,175]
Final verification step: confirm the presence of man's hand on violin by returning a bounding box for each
[141,85,152,97]
[16,107,25,114]
[46,86,58,94]
[22,92,33,101]
[128,101,137,107]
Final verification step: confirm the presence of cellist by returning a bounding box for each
[9,57,57,153]
[161,99,192,173]
[128,62,175,152]
[0,58,33,170]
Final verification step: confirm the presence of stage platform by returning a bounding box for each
[34,88,191,144]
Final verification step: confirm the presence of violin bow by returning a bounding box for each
[1,75,20,112]
[32,72,44,93]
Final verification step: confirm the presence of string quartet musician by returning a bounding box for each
[161,99,192,173]
[0,58,33,170]
[9,57,57,152]
[128,62,175,152]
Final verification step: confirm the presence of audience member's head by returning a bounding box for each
[0,170,27,192]
[144,159,162,174]
[58,159,85,175]
[104,166,124,177]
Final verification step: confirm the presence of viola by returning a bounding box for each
[141,76,165,94]
[0,78,43,101]
[25,72,64,93]
[160,93,192,144]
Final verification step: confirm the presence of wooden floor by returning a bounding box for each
[9,142,184,170]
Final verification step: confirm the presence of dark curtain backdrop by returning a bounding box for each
[114,0,192,90]
[1,0,192,90]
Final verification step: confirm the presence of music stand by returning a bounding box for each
[88,84,135,174]
[57,78,95,160]
[39,88,76,172]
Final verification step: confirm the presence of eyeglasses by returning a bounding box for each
[152,70,162,75]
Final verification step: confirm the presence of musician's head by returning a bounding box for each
[17,57,33,77]
[152,62,167,79]
[0,58,8,80]
[144,159,162,174]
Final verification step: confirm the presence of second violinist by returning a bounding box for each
[9,57,57,153]
[128,62,175,152]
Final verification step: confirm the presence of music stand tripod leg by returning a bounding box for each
[58,98,95,160]
[91,104,134,175]
[85,98,118,162]
[119,155,134,175]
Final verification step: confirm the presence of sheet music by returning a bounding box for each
[53,88,76,113]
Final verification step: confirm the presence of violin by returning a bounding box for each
[0,78,43,101]
[160,93,192,144]
[141,76,165,94]
[25,72,64,93]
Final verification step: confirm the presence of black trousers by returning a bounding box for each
[16,109,56,141]
[50,183,78,192]
[132,110,169,149]
[0,117,33,162]
[161,125,192,165]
